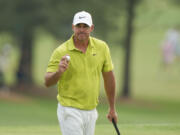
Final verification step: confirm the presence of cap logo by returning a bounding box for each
[79,16,86,19]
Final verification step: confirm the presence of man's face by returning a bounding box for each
[72,23,94,41]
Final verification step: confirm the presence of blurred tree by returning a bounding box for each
[0,0,51,86]
[121,0,139,98]
[171,0,180,5]
[0,0,124,88]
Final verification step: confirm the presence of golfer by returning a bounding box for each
[45,11,118,135]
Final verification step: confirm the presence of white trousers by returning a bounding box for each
[57,103,98,135]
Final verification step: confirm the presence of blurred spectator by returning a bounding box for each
[0,44,12,88]
[161,28,180,69]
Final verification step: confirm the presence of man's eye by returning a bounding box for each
[76,24,89,28]
[84,25,89,28]
[76,24,80,28]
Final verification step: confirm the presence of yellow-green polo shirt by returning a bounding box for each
[46,35,113,110]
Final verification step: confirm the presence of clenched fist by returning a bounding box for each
[57,55,70,74]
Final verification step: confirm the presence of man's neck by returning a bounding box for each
[73,37,89,53]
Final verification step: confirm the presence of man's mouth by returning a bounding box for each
[78,32,86,35]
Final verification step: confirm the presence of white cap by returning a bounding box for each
[73,11,93,27]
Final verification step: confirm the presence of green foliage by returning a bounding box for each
[0,0,125,39]
[170,0,180,6]
[0,0,126,85]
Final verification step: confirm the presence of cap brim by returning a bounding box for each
[73,20,91,27]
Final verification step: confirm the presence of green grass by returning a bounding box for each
[0,97,180,135]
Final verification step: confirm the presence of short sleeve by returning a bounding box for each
[102,43,114,72]
[46,49,62,72]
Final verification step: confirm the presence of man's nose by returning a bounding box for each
[79,27,85,31]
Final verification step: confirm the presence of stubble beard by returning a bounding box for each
[77,33,89,41]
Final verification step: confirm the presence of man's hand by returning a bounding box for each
[57,55,70,74]
[107,108,118,123]
[45,55,70,87]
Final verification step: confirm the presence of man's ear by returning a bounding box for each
[90,25,94,32]
[72,24,75,31]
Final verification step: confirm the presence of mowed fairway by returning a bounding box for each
[0,97,180,135]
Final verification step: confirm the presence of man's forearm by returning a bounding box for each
[103,71,118,122]
[103,71,116,110]
[45,71,62,87]
[105,79,116,110]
